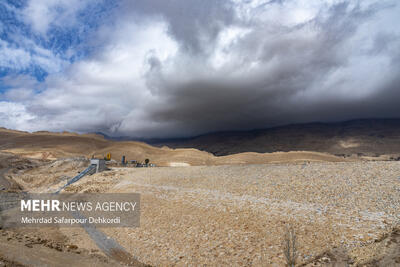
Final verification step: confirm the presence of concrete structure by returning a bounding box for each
[90,159,106,173]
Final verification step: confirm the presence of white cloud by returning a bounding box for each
[0,8,73,75]
[21,0,95,34]
[1,75,39,102]
[0,102,35,131]
[0,36,68,74]
[0,39,32,69]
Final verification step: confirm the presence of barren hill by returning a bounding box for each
[0,128,347,166]
[147,119,400,158]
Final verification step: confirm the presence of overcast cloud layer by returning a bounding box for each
[0,0,399,138]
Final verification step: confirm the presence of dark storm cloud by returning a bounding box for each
[120,0,236,54]
[136,1,400,137]
[1,0,400,137]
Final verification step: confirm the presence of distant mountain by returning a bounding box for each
[145,119,400,157]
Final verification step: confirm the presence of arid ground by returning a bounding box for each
[0,129,399,266]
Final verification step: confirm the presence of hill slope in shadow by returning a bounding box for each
[147,119,400,157]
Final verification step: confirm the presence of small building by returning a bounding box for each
[90,159,106,173]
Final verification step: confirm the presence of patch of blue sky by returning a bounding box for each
[0,68,12,93]
[44,1,118,60]
[5,0,25,9]
[0,0,118,85]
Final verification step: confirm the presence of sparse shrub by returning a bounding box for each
[283,225,297,267]
[145,158,149,165]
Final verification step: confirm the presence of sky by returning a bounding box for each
[0,0,399,138]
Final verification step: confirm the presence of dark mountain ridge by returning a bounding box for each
[139,118,400,157]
